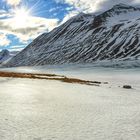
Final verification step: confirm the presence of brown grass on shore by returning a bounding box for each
[0,71,106,86]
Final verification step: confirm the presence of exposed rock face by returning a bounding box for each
[5,4,140,67]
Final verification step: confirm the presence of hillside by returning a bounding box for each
[5,4,140,67]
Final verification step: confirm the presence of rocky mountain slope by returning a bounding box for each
[5,4,140,67]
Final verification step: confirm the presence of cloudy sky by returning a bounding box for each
[0,0,140,51]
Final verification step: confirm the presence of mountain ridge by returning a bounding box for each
[4,3,140,67]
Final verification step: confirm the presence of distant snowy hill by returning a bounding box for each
[5,4,140,67]
[0,50,18,64]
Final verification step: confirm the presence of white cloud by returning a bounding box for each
[0,16,59,43]
[0,10,11,18]
[9,45,25,51]
[61,10,79,24]
[0,33,11,47]
[5,0,21,6]
[0,6,59,47]
[57,0,140,13]
[55,0,140,24]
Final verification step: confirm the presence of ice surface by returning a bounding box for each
[0,65,140,140]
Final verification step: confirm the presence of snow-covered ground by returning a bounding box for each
[0,64,140,140]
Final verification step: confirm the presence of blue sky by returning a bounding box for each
[0,0,139,51]
[0,0,75,51]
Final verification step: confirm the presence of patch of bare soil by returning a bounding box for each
[0,71,107,86]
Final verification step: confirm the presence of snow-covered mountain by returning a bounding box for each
[0,50,18,64]
[0,50,10,64]
[5,4,140,67]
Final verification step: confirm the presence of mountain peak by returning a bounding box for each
[91,3,140,28]
[1,49,9,56]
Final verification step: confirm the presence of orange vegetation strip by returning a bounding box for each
[0,71,107,86]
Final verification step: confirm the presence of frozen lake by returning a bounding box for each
[0,65,140,140]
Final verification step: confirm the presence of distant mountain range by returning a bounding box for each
[0,50,18,64]
[4,4,140,67]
